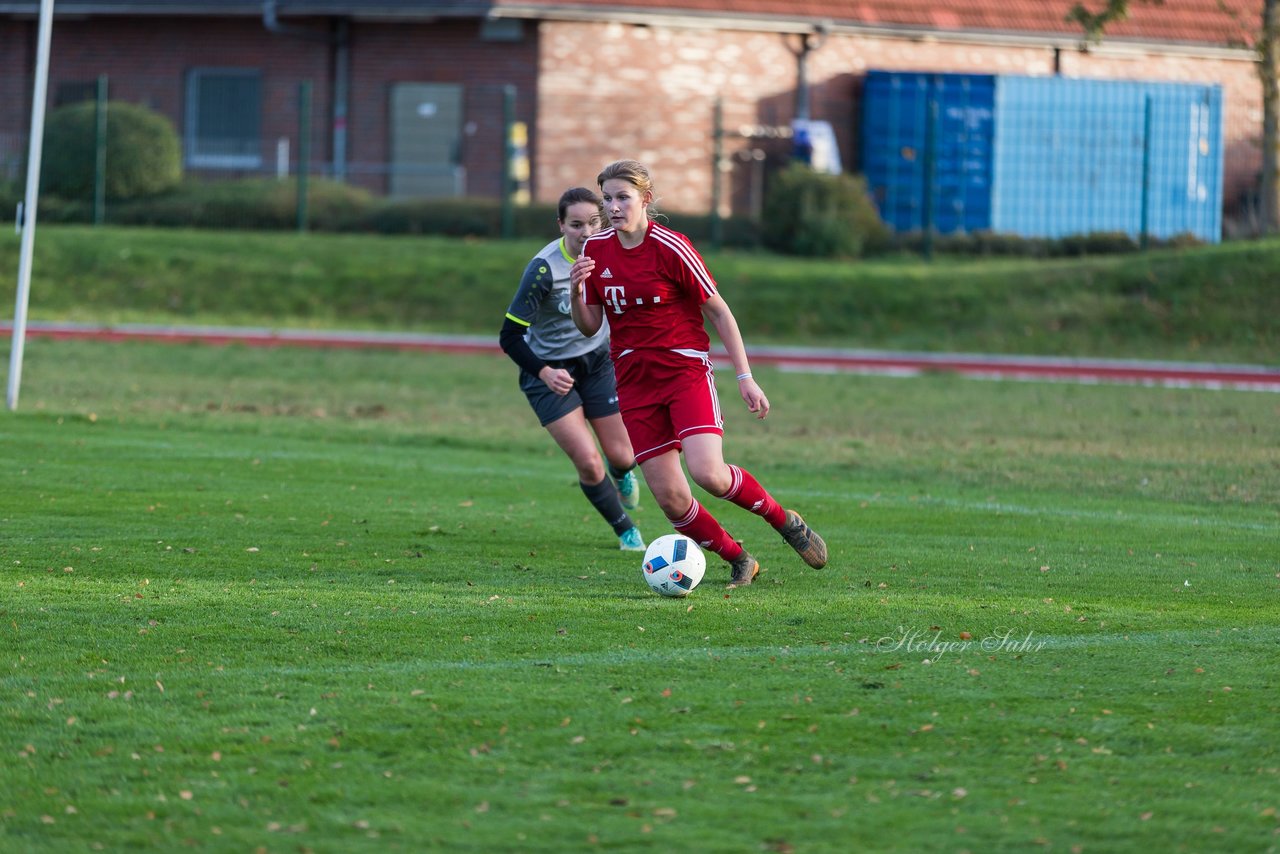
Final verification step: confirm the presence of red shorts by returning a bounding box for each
[614,349,724,463]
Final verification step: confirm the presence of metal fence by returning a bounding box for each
[0,76,517,202]
[2,75,1267,241]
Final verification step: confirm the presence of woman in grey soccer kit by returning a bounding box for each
[499,187,645,551]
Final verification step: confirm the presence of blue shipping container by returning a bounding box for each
[991,76,1222,242]
[860,71,1224,243]
[861,70,997,234]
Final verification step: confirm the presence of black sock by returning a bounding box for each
[581,476,632,535]
[607,463,634,483]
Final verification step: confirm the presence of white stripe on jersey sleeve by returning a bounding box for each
[649,223,718,298]
[581,229,616,254]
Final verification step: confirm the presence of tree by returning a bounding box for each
[1068,0,1280,236]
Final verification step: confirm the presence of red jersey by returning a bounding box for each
[580,222,717,360]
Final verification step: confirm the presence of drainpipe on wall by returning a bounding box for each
[263,0,350,182]
[331,18,349,182]
[789,22,830,123]
[786,23,830,167]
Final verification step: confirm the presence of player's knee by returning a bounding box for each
[649,484,690,519]
[571,455,605,484]
[688,464,731,497]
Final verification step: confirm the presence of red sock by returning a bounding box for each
[719,465,786,528]
[671,499,744,562]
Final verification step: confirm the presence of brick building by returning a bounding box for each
[0,0,1264,227]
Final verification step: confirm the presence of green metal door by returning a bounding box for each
[390,82,464,198]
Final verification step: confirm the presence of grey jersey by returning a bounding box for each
[504,237,608,361]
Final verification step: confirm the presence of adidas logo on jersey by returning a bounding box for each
[600,268,613,279]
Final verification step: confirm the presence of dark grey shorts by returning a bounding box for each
[519,343,621,427]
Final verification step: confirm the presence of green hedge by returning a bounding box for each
[886,228,1203,257]
[25,177,764,246]
[13,174,1205,257]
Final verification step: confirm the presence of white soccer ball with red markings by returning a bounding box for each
[641,534,706,597]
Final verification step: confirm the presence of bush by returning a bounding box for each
[1057,231,1138,256]
[761,164,888,258]
[41,101,182,201]
[888,230,1054,258]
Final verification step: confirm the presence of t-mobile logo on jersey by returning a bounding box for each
[604,286,627,314]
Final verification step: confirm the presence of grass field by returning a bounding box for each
[2,336,1277,852]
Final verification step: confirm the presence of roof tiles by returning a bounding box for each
[498,0,1260,47]
[2,0,1260,49]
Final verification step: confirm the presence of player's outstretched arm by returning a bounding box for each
[702,294,769,420]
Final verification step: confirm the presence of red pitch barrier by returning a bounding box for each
[7,321,1279,393]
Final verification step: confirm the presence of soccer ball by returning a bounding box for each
[642,534,706,597]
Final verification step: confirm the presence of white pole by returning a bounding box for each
[7,0,56,412]
[277,136,290,179]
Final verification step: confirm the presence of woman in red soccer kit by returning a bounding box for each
[569,159,827,587]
